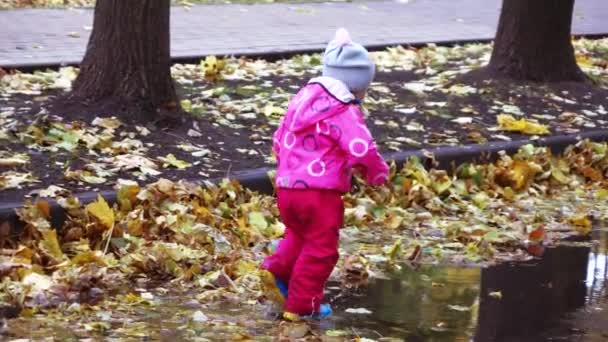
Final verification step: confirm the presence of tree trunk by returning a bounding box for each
[71,0,179,119]
[486,0,586,82]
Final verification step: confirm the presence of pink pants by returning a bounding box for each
[262,188,344,315]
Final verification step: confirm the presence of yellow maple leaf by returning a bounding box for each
[71,250,107,266]
[550,158,571,184]
[568,215,592,235]
[39,229,65,263]
[86,195,115,229]
[384,238,402,263]
[259,269,285,306]
[158,154,191,169]
[117,184,140,212]
[263,105,284,118]
[200,55,225,82]
[576,53,595,69]
[595,188,608,200]
[430,170,452,194]
[510,160,539,190]
[497,114,549,135]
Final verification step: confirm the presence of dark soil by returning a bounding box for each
[1,67,608,205]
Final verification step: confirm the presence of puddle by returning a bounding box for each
[331,238,608,341]
[330,265,480,341]
[4,238,608,341]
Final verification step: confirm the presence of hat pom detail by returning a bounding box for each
[334,28,352,46]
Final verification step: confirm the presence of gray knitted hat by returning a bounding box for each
[322,28,375,92]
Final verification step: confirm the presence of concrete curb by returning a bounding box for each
[5,38,495,71]
[6,33,608,72]
[2,129,608,235]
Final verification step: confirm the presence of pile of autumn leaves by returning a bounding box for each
[1,140,607,313]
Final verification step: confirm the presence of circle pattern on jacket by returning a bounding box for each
[316,122,343,141]
[316,121,330,135]
[302,134,318,152]
[284,131,296,149]
[330,124,343,140]
[292,180,309,189]
[349,138,369,157]
[276,176,290,187]
[307,158,326,177]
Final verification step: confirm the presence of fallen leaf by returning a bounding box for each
[488,291,502,300]
[37,185,69,198]
[181,99,193,112]
[451,117,473,125]
[395,107,416,115]
[92,117,122,130]
[528,226,546,243]
[187,128,202,137]
[581,166,603,181]
[326,330,349,337]
[158,154,191,169]
[279,322,309,338]
[39,229,65,263]
[200,55,226,82]
[345,307,373,315]
[0,171,38,190]
[447,304,471,312]
[248,212,268,231]
[192,310,209,322]
[568,215,592,235]
[0,154,29,166]
[497,114,549,135]
[86,195,115,229]
[595,188,608,200]
[22,272,53,294]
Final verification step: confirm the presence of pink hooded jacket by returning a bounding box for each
[273,76,389,193]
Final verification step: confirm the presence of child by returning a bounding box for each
[261,28,389,321]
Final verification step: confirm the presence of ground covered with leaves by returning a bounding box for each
[1,140,608,340]
[1,38,608,203]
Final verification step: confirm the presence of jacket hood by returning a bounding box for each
[288,76,356,132]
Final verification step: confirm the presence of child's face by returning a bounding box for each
[353,89,367,100]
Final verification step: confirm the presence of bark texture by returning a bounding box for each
[71,0,178,118]
[486,0,586,82]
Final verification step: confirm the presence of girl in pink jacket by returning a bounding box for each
[261,28,389,320]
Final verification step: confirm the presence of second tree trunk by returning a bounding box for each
[487,0,585,82]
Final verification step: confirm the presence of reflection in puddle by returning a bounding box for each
[587,230,608,305]
[334,243,608,341]
[475,245,588,342]
[332,266,480,341]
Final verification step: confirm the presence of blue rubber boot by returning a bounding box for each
[305,303,333,319]
[268,239,289,298]
[275,278,288,298]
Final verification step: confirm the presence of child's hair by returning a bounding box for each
[322,28,375,92]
